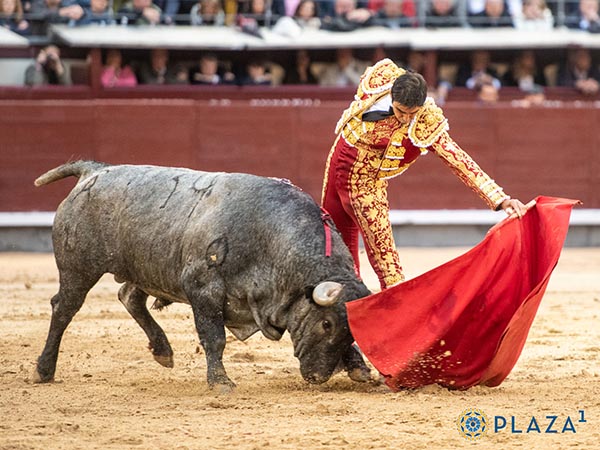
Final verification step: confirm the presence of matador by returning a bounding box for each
[322,58,527,290]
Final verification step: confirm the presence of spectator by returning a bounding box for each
[79,0,115,25]
[137,48,189,84]
[29,0,85,33]
[190,0,225,25]
[153,0,179,24]
[117,0,162,25]
[469,0,514,27]
[501,49,547,91]
[455,50,502,90]
[405,50,425,72]
[239,59,273,85]
[476,79,500,104]
[101,49,137,88]
[0,0,31,35]
[425,0,463,28]
[320,0,373,31]
[237,0,275,27]
[370,0,405,28]
[24,45,72,86]
[292,0,320,27]
[513,0,553,30]
[283,49,318,84]
[557,47,600,96]
[566,0,600,32]
[316,48,368,86]
[272,0,320,36]
[271,0,301,17]
[189,53,236,85]
[468,0,521,16]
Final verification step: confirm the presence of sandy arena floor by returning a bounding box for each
[1,248,599,449]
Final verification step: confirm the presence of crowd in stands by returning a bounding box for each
[21,41,600,103]
[2,0,600,36]
[4,0,600,100]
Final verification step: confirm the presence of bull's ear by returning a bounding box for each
[304,286,315,299]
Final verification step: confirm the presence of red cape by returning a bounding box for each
[346,196,579,391]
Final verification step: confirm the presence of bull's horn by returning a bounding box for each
[313,282,343,306]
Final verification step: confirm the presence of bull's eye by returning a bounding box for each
[322,320,332,332]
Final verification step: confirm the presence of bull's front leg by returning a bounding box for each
[342,343,373,383]
[188,292,235,392]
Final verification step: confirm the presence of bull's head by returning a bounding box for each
[288,280,371,384]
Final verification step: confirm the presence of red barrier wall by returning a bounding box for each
[1,99,598,212]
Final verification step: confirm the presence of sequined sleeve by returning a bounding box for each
[430,132,510,210]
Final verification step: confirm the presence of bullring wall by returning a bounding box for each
[1,99,598,213]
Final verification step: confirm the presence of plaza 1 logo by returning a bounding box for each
[457,408,588,440]
[456,409,489,440]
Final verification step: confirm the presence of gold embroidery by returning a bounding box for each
[335,59,404,135]
[431,132,509,209]
[408,98,449,148]
[348,152,405,287]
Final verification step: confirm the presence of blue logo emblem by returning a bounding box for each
[457,409,489,440]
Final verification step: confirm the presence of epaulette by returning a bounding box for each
[408,98,449,148]
[335,59,405,135]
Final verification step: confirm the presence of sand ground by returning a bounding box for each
[1,248,599,449]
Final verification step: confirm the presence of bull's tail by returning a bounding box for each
[34,160,109,187]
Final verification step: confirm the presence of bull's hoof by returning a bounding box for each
[31,367,54,384]
[209,378,236,394]
[347,367,373,383]
[212,383,236,395]
[153,354,174,368]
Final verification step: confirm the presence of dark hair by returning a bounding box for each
[391,71,427,108]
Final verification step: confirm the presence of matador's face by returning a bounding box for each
[391,102,421,125]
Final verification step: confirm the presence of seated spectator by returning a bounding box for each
[29,0,85,33]
[557,47,600,96]
[513,0,553,30]
[271,0,300,17]
[370,0,405,28]
[137,48,189,84]
[405,49,425,72]
[189,53,236,85]
[153,0,179,24]
[316,48,368,86]
[455,50,502,90]
[237,0,276,27]
[425,0,463,28]
[190,0,225,25]
[566,0,600,32]
[239,59,272,85]
[502,49,547,91]
[476,79,500,104]
[468,0,521,16]
[272,0,321,36]
[283,49,318,84]
[468,0,514,27]
[24,45,72,86]
[0,0,31,35]
[293,0,321,28]
[117,0,162,25]
[101,49,137,87]
[79,0,115,25]
[320,0,373,31]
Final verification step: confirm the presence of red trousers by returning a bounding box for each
[322,136,404,289]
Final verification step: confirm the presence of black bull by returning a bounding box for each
[33,161,373,390]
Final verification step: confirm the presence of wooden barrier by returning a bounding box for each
[1,98,598,212]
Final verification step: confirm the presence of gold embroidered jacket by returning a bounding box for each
[333,58,510,210]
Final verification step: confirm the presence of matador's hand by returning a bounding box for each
[500,198,530,219]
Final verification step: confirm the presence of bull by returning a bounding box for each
[32,161,373,390]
